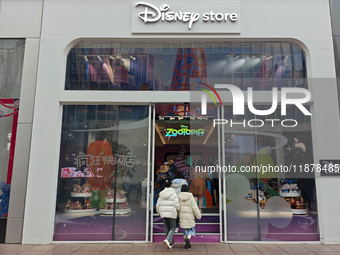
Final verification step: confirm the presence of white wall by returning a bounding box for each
[0,0,42,38]
[20,0,340,244]
[0,0,43,243]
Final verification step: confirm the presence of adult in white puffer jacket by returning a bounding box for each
[156,181,180,250]
[178,185,201,249]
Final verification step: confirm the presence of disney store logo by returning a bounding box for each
[135,2,238,30]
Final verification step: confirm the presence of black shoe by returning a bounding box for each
[184,236,191,249]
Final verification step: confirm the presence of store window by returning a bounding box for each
[0,39,25,242]
[65,42,306,91]
[224,105,318,241]
[59,40,317,242]
[54,105,149,241]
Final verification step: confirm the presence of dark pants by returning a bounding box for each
[163,218,177,245]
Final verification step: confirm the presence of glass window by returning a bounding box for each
[61,40,315,243]
[65,42,306,91]
[224,105,318,241]
[0,40,25,98]
[54,105,149,241]
[0,39,25,220]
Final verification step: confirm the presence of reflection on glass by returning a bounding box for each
[224,108,259,241]
[54,105,149,241]
[0,39,25,221]
[65,42,307,91]
[224,104,319,241]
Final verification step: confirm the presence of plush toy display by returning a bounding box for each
[280,179,291,193]
[72,184,82,194]
[289,180,299,193]
[65,199,72,210]
[280,179,300,195]
[99,189,130,215]
[74,201,83,210]
[246,184,267,209]
[279,179,307,215]
[82,184,91,193]
[83,199,92,209]
[65,183,94,212]
[106,189,114,199]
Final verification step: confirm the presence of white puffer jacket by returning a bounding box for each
[156,187,180,219]
[178,192,201,229]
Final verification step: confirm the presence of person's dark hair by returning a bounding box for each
[174,170,184,179]
[165,180,172,188]
[181,185,189,192]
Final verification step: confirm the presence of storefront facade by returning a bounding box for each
[1,0,340,244]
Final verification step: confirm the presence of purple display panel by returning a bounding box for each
[153,234,220,243]
[153,215,220,223]
[154,224,219,233]
[54,212,146,241]
[262,215,319,241]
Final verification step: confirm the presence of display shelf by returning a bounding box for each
[292,208,308,215]
[64,208,97,214]
[279,191,301,197]
[105,197,126,203]
[70,192,92,198]
[99,208,131,215]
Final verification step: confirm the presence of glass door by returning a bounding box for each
[222,105,319,242]
[54,105,151,241]
[151,104,222,243]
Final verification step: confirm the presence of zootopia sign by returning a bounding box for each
[165,125,205,138]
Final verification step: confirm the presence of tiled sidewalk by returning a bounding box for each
[0,243,340,255]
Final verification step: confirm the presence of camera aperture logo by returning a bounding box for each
[201,84,311,128]
[165,125,205,138]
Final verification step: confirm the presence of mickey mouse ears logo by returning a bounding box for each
[225,174,293,240]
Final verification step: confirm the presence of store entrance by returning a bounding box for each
[152,104,221,243]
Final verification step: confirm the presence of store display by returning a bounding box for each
[64,184,96,214]
[244,179,309,215]
[70,184,92,197]
[100,190,131,215]
[280,179,308,215]
[246,184,267,209]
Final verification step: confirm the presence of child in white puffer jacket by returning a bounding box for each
[178,185,201,249]
[172,171,188,233]
[156,180,180,250]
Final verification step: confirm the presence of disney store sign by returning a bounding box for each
[132,1,241,34]
[135,2,238,29]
